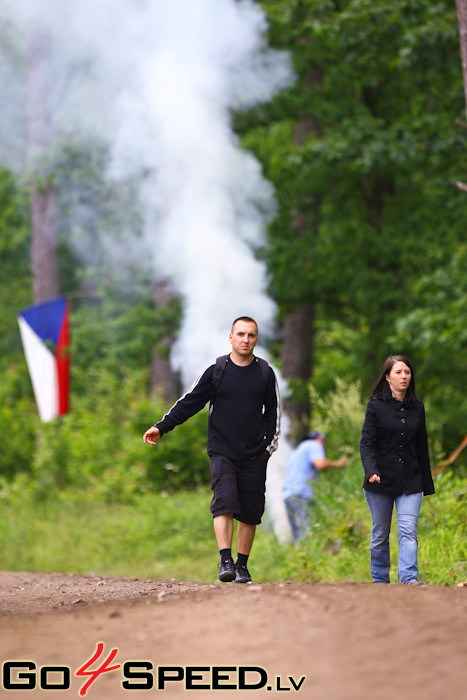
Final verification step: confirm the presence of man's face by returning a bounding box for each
[229,320,258,358]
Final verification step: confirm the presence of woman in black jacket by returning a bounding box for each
[360,355,435,584]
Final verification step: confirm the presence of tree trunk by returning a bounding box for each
[281,68,323,444]
[28,29,59,304]
[150,281,181,400]
[281,304,315,444]
[457,0,467,117]
[29,182,59,304]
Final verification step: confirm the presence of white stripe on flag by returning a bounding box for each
[18,316,59,423]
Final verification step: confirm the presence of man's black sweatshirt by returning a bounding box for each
[155,356,281,461]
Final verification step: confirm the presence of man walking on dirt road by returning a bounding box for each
[143,316,281,584]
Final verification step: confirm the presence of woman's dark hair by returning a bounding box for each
[370,355,418,402]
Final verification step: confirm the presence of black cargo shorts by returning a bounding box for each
[209,453,269,525]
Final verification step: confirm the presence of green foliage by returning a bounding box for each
[69,286,181,394]
[0,168,32,361]
[419,468,467,585]
[0,365,38,478]
[390,244,467,446]
[0,2,465,588]
[26,367,211,501]
[0,486,215,580]
[310,377,366,451]
[243,0,467,443]
[0,465,464,585]
[1,375,463,586]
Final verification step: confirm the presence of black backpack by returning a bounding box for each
[211,354,270,403]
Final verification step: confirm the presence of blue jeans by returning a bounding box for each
[364,490,422,584]
[284,496,315,544]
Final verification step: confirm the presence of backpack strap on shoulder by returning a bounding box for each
[211,355,229,404]
[212,355,229,388]
[255,356,270,388]
[211,354,270,405]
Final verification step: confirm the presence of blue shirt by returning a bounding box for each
[282,439,326,500]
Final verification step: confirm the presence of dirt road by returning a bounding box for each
[1,572,465,699]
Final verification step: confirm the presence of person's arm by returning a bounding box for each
[313,454,348,471]
[263,368,281,455]
[416,402,435,496]
[360,400,381,484]
[142,366,214,445]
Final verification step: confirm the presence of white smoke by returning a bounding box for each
[0,0,293,540]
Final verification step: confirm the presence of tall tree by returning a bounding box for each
[281,55,324,441]
[457,0,467,115]
[151,281,182,400]
[27,28,59,304]
[240,0,466,442]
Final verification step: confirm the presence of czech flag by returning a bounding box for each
[18,296,70,422]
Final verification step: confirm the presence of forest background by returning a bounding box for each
[0,0,465,586]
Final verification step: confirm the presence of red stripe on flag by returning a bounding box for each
[56,301,70,415]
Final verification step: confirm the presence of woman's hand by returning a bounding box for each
[368,473,381,484]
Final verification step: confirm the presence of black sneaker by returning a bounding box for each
[218,558,236,582]
[235,563,252,584]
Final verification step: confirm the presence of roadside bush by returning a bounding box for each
[0,365,37,478]
[0,371,464,585]
[28,367,211,501]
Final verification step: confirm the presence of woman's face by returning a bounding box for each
[386,361,411,396]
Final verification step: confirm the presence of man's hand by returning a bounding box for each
[314,454,348,471]
[143,426,161,445]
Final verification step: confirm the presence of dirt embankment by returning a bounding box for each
[1,571,466,699]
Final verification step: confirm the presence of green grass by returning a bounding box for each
[0,488,216,581]
[0,464,465,586]
[1,376,463,585]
